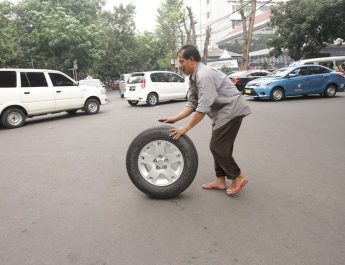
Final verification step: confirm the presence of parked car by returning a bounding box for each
[228,70,271,91]
[243,65,345,101]
[0,69,107,129]
[124,71,188,106]
[79,78,106,89]
[119,73,131,98]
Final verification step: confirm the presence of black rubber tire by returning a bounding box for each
[66,110,78,115]
[1,108,26,129]
[128,100,139,106]
[270,87,284,101]
[146,93,159,106]
[126,126,198,199]
[323,85,337,98]
[84,98,100,115]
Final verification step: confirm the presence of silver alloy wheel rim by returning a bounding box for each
[273,89,283,100]
[88,102,98,112]
[138,140,184,186]
[7,112,22,126]
[327,86,336,96]
[149,95,157,105]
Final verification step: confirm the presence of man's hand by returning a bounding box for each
[169,126,189,140]
[159,117,177,124]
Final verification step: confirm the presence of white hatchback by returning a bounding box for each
[124,71,188,106]
[0,69,107,129]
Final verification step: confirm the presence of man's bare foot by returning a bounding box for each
[202,179,226,190]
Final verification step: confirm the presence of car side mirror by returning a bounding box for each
[287,73,297,78]
[75,81,79,86]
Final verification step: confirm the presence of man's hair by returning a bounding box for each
[178,44,201,62]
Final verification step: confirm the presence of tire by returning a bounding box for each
[323,85,337,97]
[146,93,159,106]
[128,100,139,106]
[126,126,198,199]
[84,98,100,115]
[66,110,78,115]
[1,108,26,129]
[270,87,284,101]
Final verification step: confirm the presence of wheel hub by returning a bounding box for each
[138,140,184,186]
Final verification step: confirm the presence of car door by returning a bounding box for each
[166,73,186,99]
[48,72,83,110]
[305,66,330,94]
[20,71,55,114]
[283,67,310,96]
[150,73,169,100]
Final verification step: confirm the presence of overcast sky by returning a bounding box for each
[106,0,200,33]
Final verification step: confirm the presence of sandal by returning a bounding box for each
[226,178,248,196]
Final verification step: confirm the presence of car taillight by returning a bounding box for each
[230,77,240,83]
[141,78,146,88]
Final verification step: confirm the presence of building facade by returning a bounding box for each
[197,0,288,50]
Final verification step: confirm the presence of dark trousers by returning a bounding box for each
[210,116,243,180]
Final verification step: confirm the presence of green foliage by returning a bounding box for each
[268,0,345,60]
[220,65,232,75]
[0,0,188,78]
[156,0,185,69]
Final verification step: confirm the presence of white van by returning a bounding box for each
[124,71,188,106]
[0,69,107,129]
[290,56,345,72]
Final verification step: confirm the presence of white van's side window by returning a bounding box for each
[0,71,16,88]
[49,73,75,86]
[20,72,48,87]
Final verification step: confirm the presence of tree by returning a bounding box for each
[268,0,345,60]
[202,26,211,64]
[181,6,197,46]
[12,0,104,74]
[96,3,138,79]
[239,0,256,70]
[156,0,185,69]
[0,1,18,67]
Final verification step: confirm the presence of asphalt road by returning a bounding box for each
[1,91,345,265]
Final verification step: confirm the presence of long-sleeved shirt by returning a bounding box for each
[186,62,251,130]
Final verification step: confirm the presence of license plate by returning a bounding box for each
[244,89,251,94]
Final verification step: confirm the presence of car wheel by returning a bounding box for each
[1,108,26,129]
[126,126,198,199]
[84,98,100,115]
[146,93,159,106]
[270,87,284,101]
[128,100,139,106]
[66,110,78,115]
[323,85,337,97]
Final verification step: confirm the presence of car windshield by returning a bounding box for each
[273,67,293,77]
[128,74,144,84]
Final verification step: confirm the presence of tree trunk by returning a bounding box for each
[186,6,197,46]
[239,0,256,70]
[202,26,211,64]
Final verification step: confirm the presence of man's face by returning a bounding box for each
[178,52,196,75]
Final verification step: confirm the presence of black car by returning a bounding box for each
[229,70,271,91]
